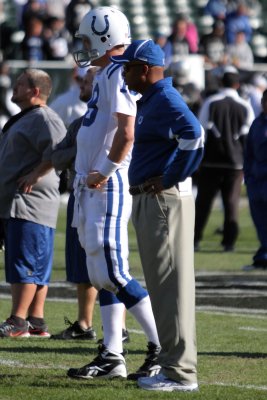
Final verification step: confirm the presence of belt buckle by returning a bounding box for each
[138,184,145,193]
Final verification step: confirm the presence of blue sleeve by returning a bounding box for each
[161,103,204,188]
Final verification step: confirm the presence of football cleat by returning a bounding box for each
[127,341,161,380]
[67,345,127,379]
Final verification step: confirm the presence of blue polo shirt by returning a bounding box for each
[128,77,204,188]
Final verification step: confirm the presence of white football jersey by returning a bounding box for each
[75,63,139,176]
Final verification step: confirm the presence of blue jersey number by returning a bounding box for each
[83,83,99,127]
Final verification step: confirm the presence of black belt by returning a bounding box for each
[129,183,153,196]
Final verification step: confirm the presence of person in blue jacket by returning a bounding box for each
[243,89,267,271]
[111,39,204,392]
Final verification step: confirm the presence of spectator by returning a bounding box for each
[243,89,267,271]
[225,30,254,70]
[199,19,227,68]
[224,0,253,44]
[21,15,48,61]
[21,0,48,30]
[194,66,254,252]
[247,73,267,117]
[65,0,94,50]
[43,15,72,61]
[49,66,87,128]
[153,32,173,69]
[0,69,66,338]
[167,13,198,60]
[111,38,204,392]
[204,0,228,20]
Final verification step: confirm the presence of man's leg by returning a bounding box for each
[77,283,98,329]
[11,283,38,319]
[194,167,220,247]
[28,284,48,318]
[221,170,243,250]
[132,188,197,386]
[0,218,54,338]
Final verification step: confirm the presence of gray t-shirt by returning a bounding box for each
[0,105,66,228]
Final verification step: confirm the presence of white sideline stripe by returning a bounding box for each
[1,359,267,392]
[200,381,267,391]
[196,305,267,318]
[239,326,267,332]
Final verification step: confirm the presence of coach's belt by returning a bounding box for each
[129,177,192,196]
[129,183,153,196]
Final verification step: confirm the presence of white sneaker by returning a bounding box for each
[138,373,198,392]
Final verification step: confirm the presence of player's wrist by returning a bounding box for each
[98,158,120,178]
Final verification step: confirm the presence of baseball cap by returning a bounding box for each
[110,39,165,67]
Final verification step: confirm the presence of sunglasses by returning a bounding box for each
[123,63,147,73]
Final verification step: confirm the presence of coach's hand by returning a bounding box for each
[144,176,164,196]
[87,171,108,189]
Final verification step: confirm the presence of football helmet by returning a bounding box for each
[73,7,131,67]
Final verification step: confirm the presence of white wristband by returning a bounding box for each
[98,158,120,178]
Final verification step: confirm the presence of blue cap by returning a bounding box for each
[110,39,165,67]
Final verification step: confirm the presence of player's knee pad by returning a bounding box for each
[116,279,148,309]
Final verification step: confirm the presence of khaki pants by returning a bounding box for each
[132,186,197,384]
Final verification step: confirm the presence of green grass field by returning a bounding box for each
[0,198,266,399]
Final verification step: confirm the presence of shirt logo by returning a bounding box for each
[138,116,143,125]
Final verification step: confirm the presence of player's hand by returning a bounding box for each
[86,171,108,189]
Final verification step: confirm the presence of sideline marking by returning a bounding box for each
[1,359,266,392]
[239,326,267,332]
[200,381,267,391]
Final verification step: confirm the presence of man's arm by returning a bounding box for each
[86,113,135,188]
[17,160,53,193]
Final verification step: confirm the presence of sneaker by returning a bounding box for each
[97,328,130,345]
[127,341,161,380]
[223,245,234,252]
[50,317,96,340]
[242,264,267,272]
[28,319,51,338]
[0,318,30,338]
[67,345,127,379]
[138,373,198,392]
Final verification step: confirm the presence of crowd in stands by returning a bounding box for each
[0,1,266,122]
[0,0,264,63]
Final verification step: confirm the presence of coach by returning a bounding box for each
[111,39,204,392]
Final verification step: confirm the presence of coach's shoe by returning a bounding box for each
[127,341,161,380]
[67,345,127,379]
[27,318,51,338]
[138,373,199,392]
[0,317,30,338]
[50,317,96,340]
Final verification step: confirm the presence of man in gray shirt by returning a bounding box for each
[0,68,66,338]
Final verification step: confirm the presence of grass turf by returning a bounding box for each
[0,298,266,399]
[0,196,267,399]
